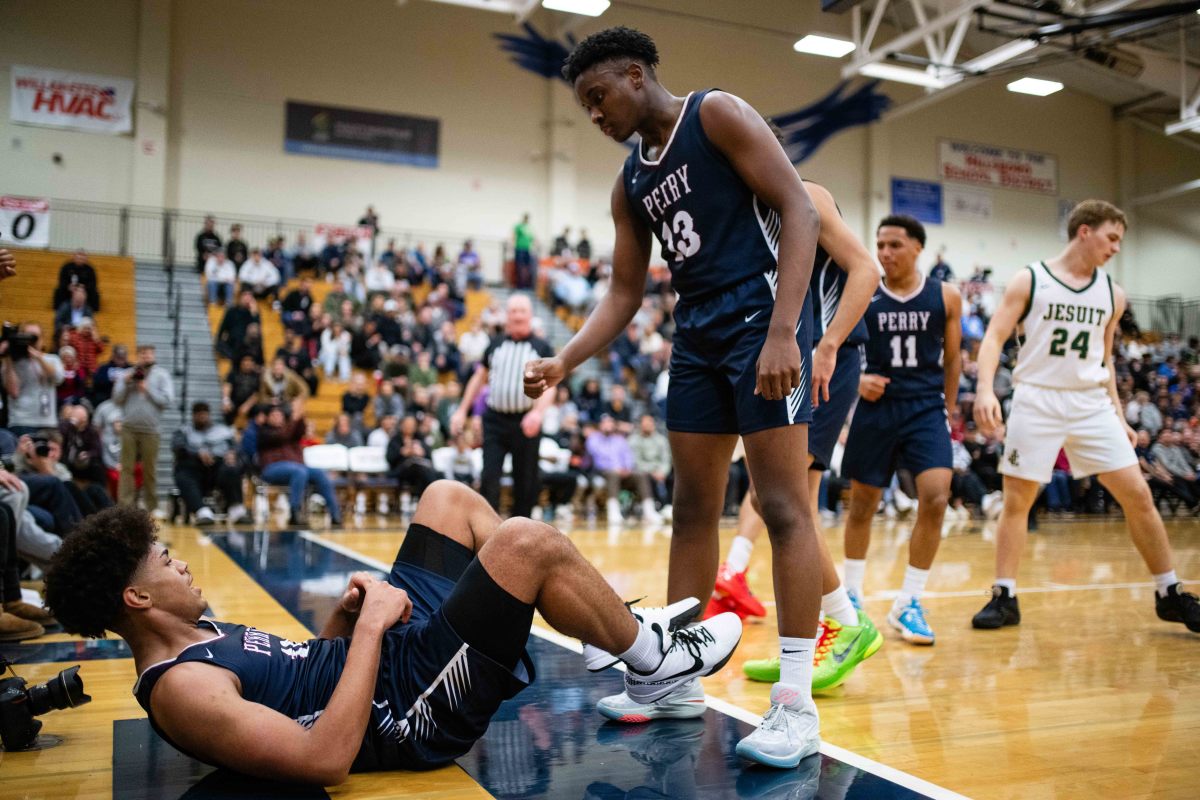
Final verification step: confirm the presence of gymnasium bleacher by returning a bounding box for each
[2,249,137,352]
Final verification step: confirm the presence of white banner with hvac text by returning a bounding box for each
[0,197,50,248]
[938,139,1057,195]
[10,65,134,135]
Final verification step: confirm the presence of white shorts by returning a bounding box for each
[999,384,1137,484]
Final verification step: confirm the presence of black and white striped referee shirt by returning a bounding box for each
[483,334,554,414]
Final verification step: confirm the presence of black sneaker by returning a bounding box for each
[1155,584,1200,633]
[972,586,1021,629]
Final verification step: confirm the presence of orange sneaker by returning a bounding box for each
[714,563,767,618]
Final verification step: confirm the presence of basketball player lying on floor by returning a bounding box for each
[43,481,741,786]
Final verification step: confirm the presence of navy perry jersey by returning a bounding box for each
[811,245,868,346]
[135,621,353,753]
[863,275,946,399]
[623,89,779,303]
[136,619,441,768]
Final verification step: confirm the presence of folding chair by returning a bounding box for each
[348,446,397,515]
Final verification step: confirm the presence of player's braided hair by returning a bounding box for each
[44,505,158,638]
[562,26,659,83]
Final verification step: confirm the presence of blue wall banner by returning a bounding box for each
[284,101,439,168]
[891,178,943,224]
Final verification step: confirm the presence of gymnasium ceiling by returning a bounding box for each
[410,0,1200,143]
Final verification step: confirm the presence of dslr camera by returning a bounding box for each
[130,366,147,382]
[0,656,91,751]
[30,435,52,458]
[1,322,38,361]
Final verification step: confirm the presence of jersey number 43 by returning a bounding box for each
[661,210,702,262]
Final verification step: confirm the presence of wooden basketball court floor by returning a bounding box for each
[2,511,1196,799]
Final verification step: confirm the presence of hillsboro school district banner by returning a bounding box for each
[10,65,134,135]
[938,139,1058,195]
[284,101,440,168]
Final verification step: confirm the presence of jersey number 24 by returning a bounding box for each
[1049,328,1090,359]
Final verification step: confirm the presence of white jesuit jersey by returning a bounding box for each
[1013,261,1115,391]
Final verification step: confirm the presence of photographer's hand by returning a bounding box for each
[0,249,15,281]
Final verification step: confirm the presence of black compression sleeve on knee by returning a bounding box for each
[395,523,474,581]
[440,558,534,672]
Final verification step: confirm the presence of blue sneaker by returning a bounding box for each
[887,598,935,645]
[846,589,862,611]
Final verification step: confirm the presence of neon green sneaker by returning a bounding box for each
[741,612,884,689]
[742,620,831,684]
[742,654,782,683]
[812,611,883,691]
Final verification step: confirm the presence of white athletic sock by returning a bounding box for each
[1153,570,1179,598]
[895,564,931,608]
[779,636,816,691]
[842,558,866,598]
[822,587,859,627]
[995,578,1017,596]
[726,536,754,574]
[617,621,663,672]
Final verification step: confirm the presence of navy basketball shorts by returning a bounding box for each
[357,524,535,771]
[809,344,861,471]
[842,396,952,488]
[667,271,814,436]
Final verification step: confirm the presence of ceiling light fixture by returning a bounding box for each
[1165,115,1200,135]
[963,39,1039,74]
[542,0,609,15]
[793,34,856,58]
[1007,77,1064,96]
[858,62,955,89]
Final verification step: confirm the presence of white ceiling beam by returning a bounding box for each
[842,0,987,80]
[943,16,971,66]
[1130,177,1200,206]
[1130,117,1200,154]
[862,0,892,56]
[908,0,943,64]
[963,0,1141,74]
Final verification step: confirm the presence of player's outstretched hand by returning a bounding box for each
[974,390,1003,435]
[858,374,890,402]
[755,332,802,402]
[0,249,15,281]
[524,356,565,400]
[357,578,412,632]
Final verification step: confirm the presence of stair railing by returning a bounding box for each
[178,337,190,415]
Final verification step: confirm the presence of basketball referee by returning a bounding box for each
[451,294,554,517]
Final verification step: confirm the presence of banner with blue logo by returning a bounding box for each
[284,101,439,168]
[891,178,943,224]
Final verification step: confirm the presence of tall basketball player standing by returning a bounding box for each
[524,27,824,767]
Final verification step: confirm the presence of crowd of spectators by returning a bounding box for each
[0,249,183,639]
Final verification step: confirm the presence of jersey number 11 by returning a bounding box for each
[890,335,917,368]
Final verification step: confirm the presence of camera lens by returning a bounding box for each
[25,666,91,716]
